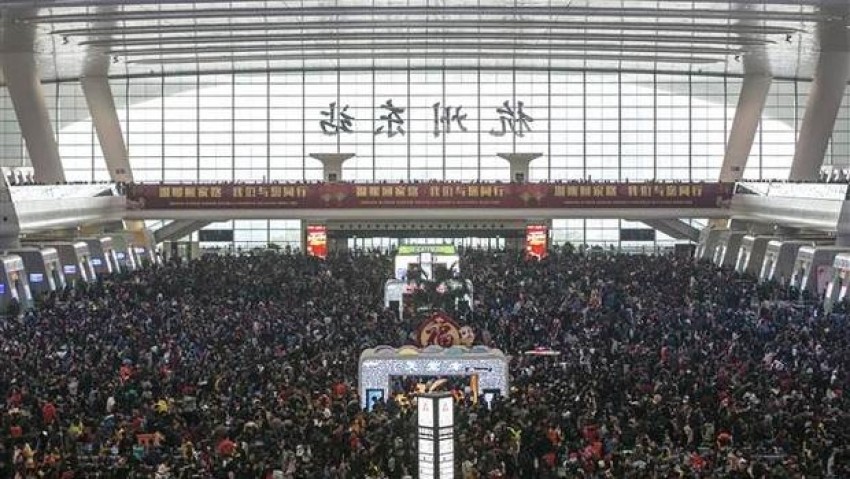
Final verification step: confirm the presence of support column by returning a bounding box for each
[497,153,542,183]
[719,74,771,182]
[1,53,65,184]
[309,153,355,182]
[789,19,850,181]
[81,76,134,183]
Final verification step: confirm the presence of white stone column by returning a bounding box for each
[81,76,134,183]
[1,52,65,183]
[789,20,850,181]
[719,74,771,182]
[309,153,355,182]
[496,153,542,182]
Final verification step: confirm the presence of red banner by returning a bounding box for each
[526,225,548,260]
[127,182,733,209]
[306,225,328,259]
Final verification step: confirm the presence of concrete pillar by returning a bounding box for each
[789,19,850,181]
[300,220,308,254]
[81,76,133,183]
[497,153,542,183]
[1,52,65,183]
[719,74,771,182]
[309,153,355,182]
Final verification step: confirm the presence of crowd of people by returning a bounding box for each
[0,247,847,478]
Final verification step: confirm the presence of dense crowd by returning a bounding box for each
[0,248,848,478]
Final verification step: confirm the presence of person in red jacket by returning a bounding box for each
[41,401,57,426]
[215,437,237,457]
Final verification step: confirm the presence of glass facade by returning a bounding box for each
[46,71,812,184]
[0,70,841,249]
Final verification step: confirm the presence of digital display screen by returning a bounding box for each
[365,388,384,412]
[306,225,328,259]
[525,225,548,260]
[29,273,44,283]
[198,229,234,242]
[0,283,5,295]
[91,258,103,266]
[63,265,77,275]
[620,228,656,242]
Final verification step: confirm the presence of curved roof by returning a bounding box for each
[0,0,845,83]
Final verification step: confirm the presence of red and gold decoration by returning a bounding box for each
[305,225,327,259]
[525,224,548,260]
[416,312,462,347]
[416,311,475,347]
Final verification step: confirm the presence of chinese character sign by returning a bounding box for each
[320,102,354,135]
[129,182,733,210]
[525,225,548,260]
[490,101,533,137]
[315,99,535,138]
[306,225,328,259]
[432,102,468,137]
[375,99,406,137]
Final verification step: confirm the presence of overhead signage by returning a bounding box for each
[198,229,235,242]
[620,228,656,242]
[398,244,458,255]
[318,98,532,138]
[127,182,733,210]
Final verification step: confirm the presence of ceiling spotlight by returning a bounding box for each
[112,55,120,64]
[62,36,69,45]
[786,33,793,43]
[734,54,740,62]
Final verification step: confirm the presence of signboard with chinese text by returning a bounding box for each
[620,228,656,242]
[128,182,733,210]
[525,225,548,260]
[398,244,457,255]
[198,229,234,242]
[418,393,454,479]
[306,225,328,259]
